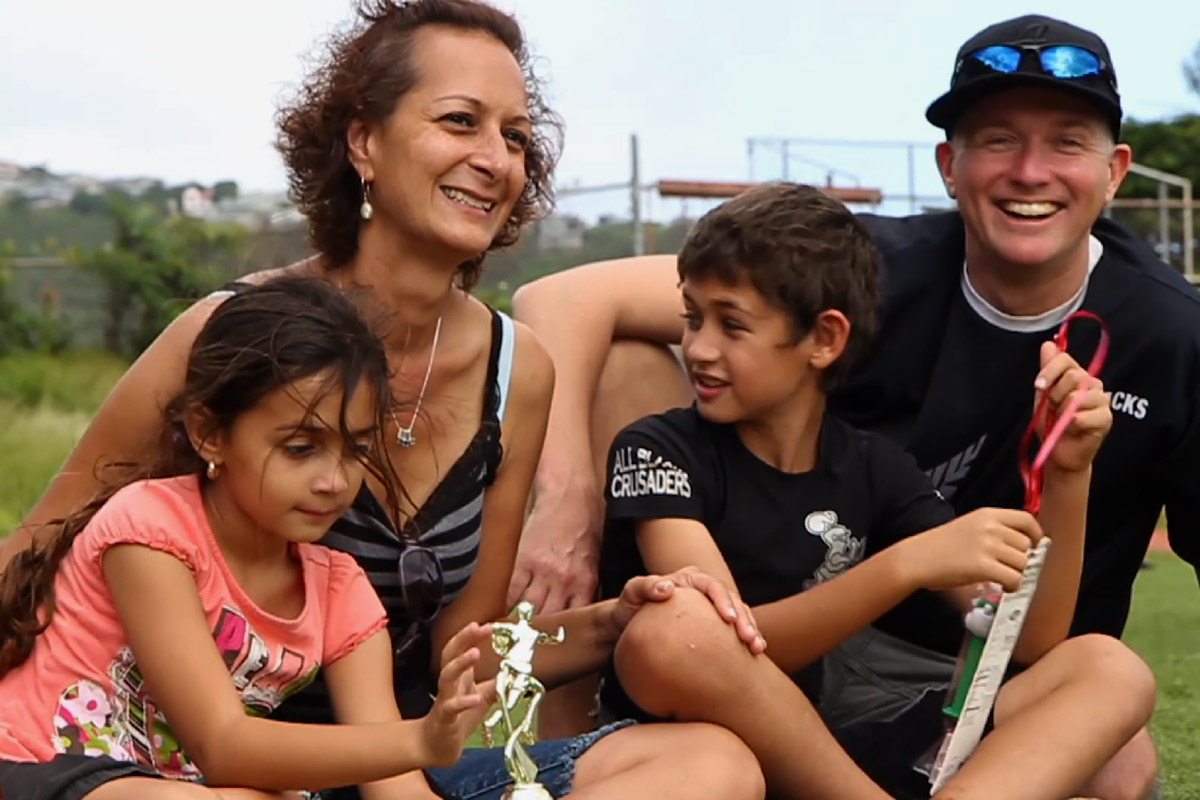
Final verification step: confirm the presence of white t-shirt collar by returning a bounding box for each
[961,235,1103,333]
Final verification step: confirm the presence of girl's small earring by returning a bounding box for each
[206,461,220,480]
[360,178,374,220]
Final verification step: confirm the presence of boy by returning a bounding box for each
[597,182,1150,800]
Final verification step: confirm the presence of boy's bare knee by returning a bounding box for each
[618,587,741,665]
[614,588,746,713]
[1067,635,1157,711]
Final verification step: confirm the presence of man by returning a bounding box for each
[510,14,1200,798]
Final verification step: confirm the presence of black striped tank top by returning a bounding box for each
[270,306,516,722]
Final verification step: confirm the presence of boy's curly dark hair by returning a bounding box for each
[275,0,563,290]
[677,182,881,390]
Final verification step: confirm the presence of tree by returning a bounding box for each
[1185,41,1200,100]
[212,180,240,203]
[4,194,30,214]
[138,180,170,211]
[73,197,245,356]
[0,244,71,356]
[1118,114,1200,269]
[69,189,107,215]
[1120,115,1200,194]
[0,265,30,356]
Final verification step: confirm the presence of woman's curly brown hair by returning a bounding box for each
[275,0,563,291]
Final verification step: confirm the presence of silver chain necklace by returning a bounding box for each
[392,315,442,447]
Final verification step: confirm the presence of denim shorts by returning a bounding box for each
[424,719,636,800]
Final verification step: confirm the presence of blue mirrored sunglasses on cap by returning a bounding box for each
[960,44,1112,83]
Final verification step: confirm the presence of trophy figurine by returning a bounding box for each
[482,600,565,800]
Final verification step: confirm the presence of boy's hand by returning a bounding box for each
[900,508,1043,593]
[420,622,498,767]
[611,568,766,654]
[1034,341,1113,474]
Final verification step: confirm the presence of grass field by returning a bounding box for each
[1126,551,1200,799]
[0,351,128,532]
[0,353,1197,795]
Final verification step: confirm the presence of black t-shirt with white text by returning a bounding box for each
[599,407,954,717]
[831,212,1200,655]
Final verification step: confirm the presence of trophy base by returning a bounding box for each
[503,782,554,800]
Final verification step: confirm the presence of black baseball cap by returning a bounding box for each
[926,14,1122,137]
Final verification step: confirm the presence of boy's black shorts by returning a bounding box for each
[0,754,160,800]
[834,689,972,800]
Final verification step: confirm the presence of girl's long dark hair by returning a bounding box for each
[0,276,399,676]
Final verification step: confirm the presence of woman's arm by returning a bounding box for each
[429,322,553,666]
[104,544,482,791]
[1,298,222,571]
[509,256,687,614]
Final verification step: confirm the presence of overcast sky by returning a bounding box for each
[3,0,1197,219]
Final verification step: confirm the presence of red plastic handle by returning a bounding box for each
[1018,310,1110,515]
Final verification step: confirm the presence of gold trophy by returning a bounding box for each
[482,600,565,800]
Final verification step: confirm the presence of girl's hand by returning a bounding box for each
[419,622,498,767]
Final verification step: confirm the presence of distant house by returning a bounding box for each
[203,191,298,229]
[180,185,215,217]
[63,173,105,194]
[107,177,160,196]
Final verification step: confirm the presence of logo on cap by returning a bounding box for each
[1017,22,1049,43]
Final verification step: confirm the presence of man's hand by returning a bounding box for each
[611,567,767,654]
[507,481,604,614]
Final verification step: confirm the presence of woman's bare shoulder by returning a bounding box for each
[237,256,323,285]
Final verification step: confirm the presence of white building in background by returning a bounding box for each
[107,177,159,196]
[180,185,215,217]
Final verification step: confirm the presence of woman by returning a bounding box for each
[1,2,765,800]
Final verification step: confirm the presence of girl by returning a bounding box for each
[0,278,763,800]
[0,277,499,798]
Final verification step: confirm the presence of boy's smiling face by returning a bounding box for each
[680,273,825,424]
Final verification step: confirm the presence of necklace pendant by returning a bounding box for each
[397,428,416,447]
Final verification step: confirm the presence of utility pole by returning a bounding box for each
[631,133,644,256]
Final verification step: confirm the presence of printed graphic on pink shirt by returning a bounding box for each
[52,679,126,761]
[51,605,319,780]
[213,606,320,716]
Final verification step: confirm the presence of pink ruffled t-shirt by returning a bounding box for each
[0,475,387,780]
